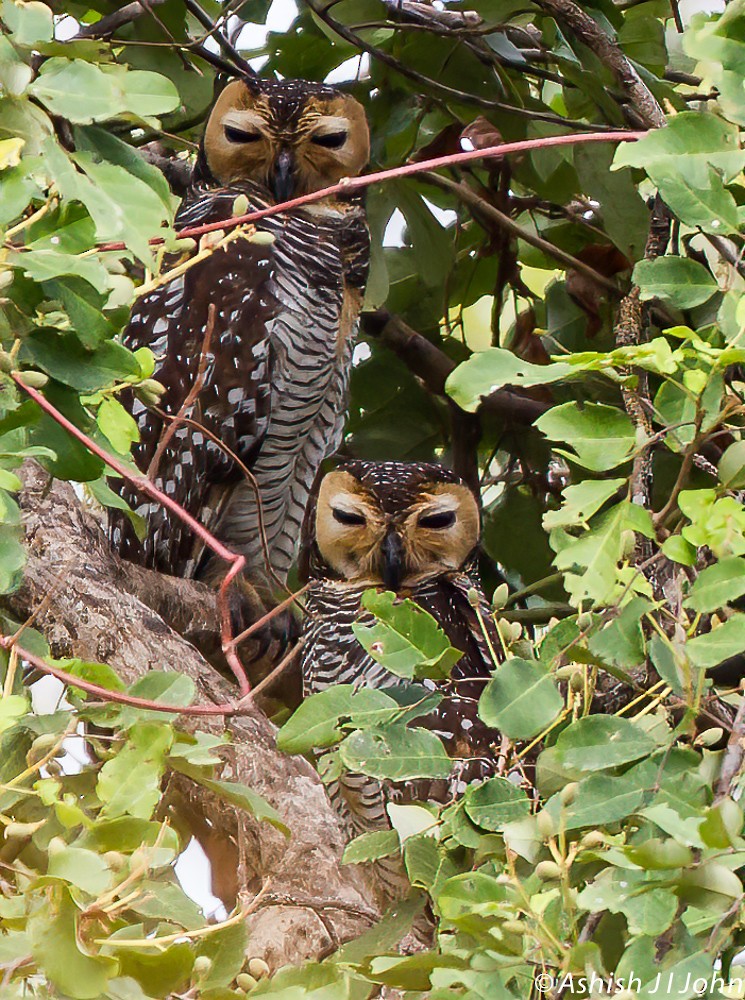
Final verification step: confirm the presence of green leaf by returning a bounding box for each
[660,535,697,566]
[28,885,117,998]
[195,922,248,990]
[718,440,745,488]
[446,348,575,413]
[9,248,110,288]
[21,330,139,392]
[633,257,718,310]
[277,685,356,753]
[29,59,179,124]
[98,722,172,820]
[613,112,745,186]
[2,0,53,45]
[45,277,117,349]
[587,597,650,669]
[478,658,562,739]
[553,715,656,772]
[684,557,745,613]
[169,758,289,835]
[120,672,195,726]
[535,403,635,471]
[463,776,530,830]
[0,693,29,735]
[687,614,745,668]
[543,479,625,530]
[342,828,400,864]
[654,167,739,235]
[47,844,113,895]
[353,590,462,680]
[97,398,139,456]
[340,724,451,781]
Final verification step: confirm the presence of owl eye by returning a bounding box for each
[332,508,366,527]
[418,510,456,530]
[224,125,262,144]
[311,131,348,149]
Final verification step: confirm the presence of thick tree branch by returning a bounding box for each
[363,310,551,425]
[535,0,666,129]
[4,462,379,968]
[75,0,170,39]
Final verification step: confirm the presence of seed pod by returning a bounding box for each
[536,811,555,838]
[232,194,250,217]
[249,230,275,246]
[492,583,509,610]
[26,733,58,766]
[193,956,213,978]
[569,670,585,693]
[579,831,605,850]
[16,370,49,389]
[535,860,562,881]
[247,957,270,979]
[560,782,579,806]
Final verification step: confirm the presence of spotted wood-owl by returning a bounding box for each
[110,77,370,602]
[299,461,503,894]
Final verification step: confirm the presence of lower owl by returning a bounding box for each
[299,460,503,895]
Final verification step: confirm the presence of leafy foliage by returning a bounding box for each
[1,0,745,997]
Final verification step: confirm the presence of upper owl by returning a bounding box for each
[197,77,370,198]
[110,77,370,623]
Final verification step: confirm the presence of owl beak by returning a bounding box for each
[381,530,405,591]
[271,148,296,202]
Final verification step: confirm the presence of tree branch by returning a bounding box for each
[4,462,380,967]
[75,0,170,39]
[423,172,622,296]
[535,0,666,129]
[363,309,551,425]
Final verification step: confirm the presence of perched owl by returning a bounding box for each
[299,461,503,894]
[110,77,370,610]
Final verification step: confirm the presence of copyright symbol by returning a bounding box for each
[535,974,554,993]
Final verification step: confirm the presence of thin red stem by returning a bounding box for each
[95,131,644,252]
[4,636,241,716]
[11,375,251,694]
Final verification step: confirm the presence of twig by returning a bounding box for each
[147,303,216,481]
[424,173,621,295]
[182,0,258,78]
[714,688,745,804]
[75,0,169,38]
[235,641,304,708]
[305,0,614,130]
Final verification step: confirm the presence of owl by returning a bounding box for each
[299,461,503,894]
[109,77,370,614]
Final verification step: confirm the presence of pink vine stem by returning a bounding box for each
[95,131,645,252]
[6,129,645,716]
[9,375,251,697]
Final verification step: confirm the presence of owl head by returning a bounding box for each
[200,76,369,201]
[301,461,481,589]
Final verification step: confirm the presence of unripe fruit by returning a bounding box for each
[492,583,509,610]
[103,851,128,871]
[536,811,555,838]
[0,351,13,373]
[16,370,48,389]
[502,920,525,935]
[193,956,212,978]
[535,860,562,881]
[560,782,579,806]
[247,957,270,979]
[236,973,258,991]
[579,831,605,850]
[249,230,275,246]
[569,670,584,692]
[139,378,166,397]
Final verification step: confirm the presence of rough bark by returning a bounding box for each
[4,462,379,970]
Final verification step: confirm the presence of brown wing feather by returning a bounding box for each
[110,185,280,579]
